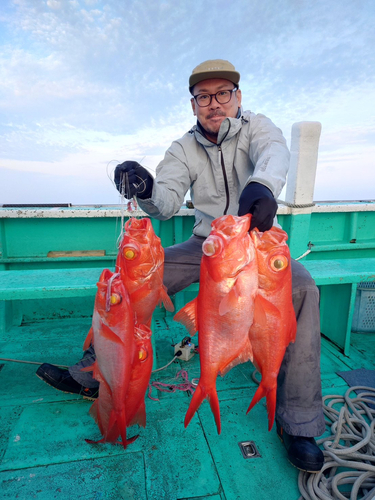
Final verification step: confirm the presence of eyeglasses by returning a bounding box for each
[193,88,238,107]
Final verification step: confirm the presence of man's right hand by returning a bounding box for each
[114,161,154,199]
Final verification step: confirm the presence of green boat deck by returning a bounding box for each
[1,313,375,500]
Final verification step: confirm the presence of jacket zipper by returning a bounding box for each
[218,145,230,215]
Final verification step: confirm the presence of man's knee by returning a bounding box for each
[291,259,318,294]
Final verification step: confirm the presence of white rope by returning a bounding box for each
[151,356,178,373]
[298,386,375,500]
[276,199,316,209]
[295,249,312,261]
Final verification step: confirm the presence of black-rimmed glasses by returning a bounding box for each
[193,88,238,107]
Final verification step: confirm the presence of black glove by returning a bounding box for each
[114,161,153,199]
[238,182,278,231]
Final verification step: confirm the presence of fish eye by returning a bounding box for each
[270,255,288,271]
[138,347,148,361]
[123,247,138,260]
[110,293,122,305]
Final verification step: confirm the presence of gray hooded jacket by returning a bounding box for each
[139,110,290,238]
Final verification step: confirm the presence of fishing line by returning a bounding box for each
[0,357,69,368]
[148,369,196,401]
[106,159,127,250]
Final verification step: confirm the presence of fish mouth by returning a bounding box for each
[203,235,224,256]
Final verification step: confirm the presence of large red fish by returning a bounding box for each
[116,217,174,326]
[246,227,297,430]
[85,269,138,448]
[174,214,257,434]
[83,217,173,350]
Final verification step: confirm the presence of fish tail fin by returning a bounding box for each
[185,384,221,434]
[117,407,139,449]
[89,407,138,449]
[246,384,266,415]
[208,388,221,435]
[266,387,277,431]
[247,383,277,431]
[103,408,134,448]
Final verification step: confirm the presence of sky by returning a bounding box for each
[0,0,374,206]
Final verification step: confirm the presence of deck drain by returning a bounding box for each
[238,441,261,459]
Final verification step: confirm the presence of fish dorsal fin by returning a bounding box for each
[174,299,198,336]
[219,285,240,316]
[161,285,174,312]
[101,323,124,344]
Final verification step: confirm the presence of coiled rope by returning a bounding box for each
[298,386,375,500]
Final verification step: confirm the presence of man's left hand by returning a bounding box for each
[238,182,278,231]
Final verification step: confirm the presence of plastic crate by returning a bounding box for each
[352,282,375,333]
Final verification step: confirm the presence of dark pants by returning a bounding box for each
[70,235,325,437]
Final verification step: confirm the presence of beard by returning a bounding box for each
[199,111,226,140]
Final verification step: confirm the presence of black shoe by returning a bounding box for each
[277,421,324,472]
[36,363,98,400]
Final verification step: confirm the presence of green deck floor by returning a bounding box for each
[1,316,375,500]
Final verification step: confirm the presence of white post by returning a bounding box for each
[285,121,322,207]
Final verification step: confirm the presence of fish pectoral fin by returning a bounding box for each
[101,323,124,344]
[83,327,93,351]
[173,299,198,336]
[161,285,174,312]
[253,294,280,326]
[81,363,95,373]
[91,363,107,386]
[219,286,240,316]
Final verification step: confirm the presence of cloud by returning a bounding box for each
[1,0,374,204]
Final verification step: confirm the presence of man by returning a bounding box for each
[37,59,325,472]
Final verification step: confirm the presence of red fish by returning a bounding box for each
[88,324,153,440]
[126,324,153,428]
[174,214,257,434]
[116,217,174,326]
[85,269,138,448]
[246,227,297,430]
[83,217,173,350]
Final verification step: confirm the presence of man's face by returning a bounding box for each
[191,78,242,143]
